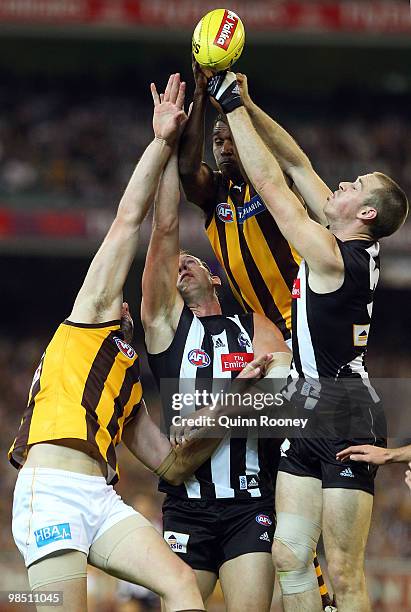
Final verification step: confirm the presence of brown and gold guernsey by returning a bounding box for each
[205,173,301,341]
[9,320,143,484]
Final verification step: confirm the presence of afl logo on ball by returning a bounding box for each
[188,349,211,368]
[216,202,233,223]
[113,336,135,359]
[256,514,272,527]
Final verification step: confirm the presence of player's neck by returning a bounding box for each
[186,296,222,317]
[330,221,373,242]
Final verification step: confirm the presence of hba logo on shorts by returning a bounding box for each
[34,523,72,548]
[237,195,266,224]
[216,202,234,223]
[164,531,189,554]
[214,10,238,50]
[113,336,136,359]
[256,514,272,527]
[188,349,211,368]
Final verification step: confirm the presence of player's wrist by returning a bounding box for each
[154,135,175,149]
[207,71,244,115]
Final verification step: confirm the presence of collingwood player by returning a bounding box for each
[179,60,336,610]
[9,74,207,612]
[141,83,292,612]
[207,72,408,612]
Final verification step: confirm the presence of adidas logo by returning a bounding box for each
[232,84,240,95]
[248,477,258,487]
[340,467,355,478]
[214,338,225,348]
[260,531,270,542]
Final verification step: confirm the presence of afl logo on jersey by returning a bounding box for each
[216,202,233,223]
[113,336,136,359]
[188,349,211,368]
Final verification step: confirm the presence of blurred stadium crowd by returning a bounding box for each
[0,86,410,214]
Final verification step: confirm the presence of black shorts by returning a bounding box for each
[279,437,386,495]
[162,495,275,573]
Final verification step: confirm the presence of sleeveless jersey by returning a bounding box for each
[285,239,383,440]
[9,320,143,484]
[148,305,279,500]
[205,173,301,341]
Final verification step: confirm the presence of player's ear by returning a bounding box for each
[358,206,377,221]
[211,274,222,287]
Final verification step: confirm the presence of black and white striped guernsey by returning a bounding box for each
[290,238,380,381]
[148,305,279,500]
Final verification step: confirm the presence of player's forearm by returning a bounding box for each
[178,92,207,177]
[246,100,310,172]
[162,438,221,485]
[117,137,172,227]
[386,445,411,463]
[153,148,180,233]
[227,107,288,199]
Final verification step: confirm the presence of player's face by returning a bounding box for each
[177,255,212,297]
[324,173,381,222]
[212,121,242,180]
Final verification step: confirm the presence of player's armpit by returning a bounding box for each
[179,161,218,213]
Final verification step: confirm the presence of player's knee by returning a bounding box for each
[272,539,300,572]
[165,562,198,599]
[273,512,321,595]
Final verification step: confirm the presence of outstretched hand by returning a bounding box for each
[192,55,208,93]
[336,444,391,465]
[151,73,187,145]
[236,73,252,107]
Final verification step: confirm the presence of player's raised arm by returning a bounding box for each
[208,72,343,284]
[70,74,186,325]
[141,81,187,354]
[178,57,218,211]
[237,73,330,225]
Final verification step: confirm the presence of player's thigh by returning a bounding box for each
[219,552,274,612]
[89,516,194,597]
[194,569,218,604]
[276,471,322,518]
[28,550,87,612]
[322,487,373,567]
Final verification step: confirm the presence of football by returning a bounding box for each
[192,9,245,73]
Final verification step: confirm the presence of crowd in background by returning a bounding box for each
[0,88,410,215]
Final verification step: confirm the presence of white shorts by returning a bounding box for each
[12,467,139,567]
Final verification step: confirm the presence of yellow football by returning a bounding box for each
[192,8,245,73]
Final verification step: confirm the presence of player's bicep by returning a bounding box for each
[180,162,217,212]
[252,314,290,357]
[261,185,342,276]
[70,219,138,323]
